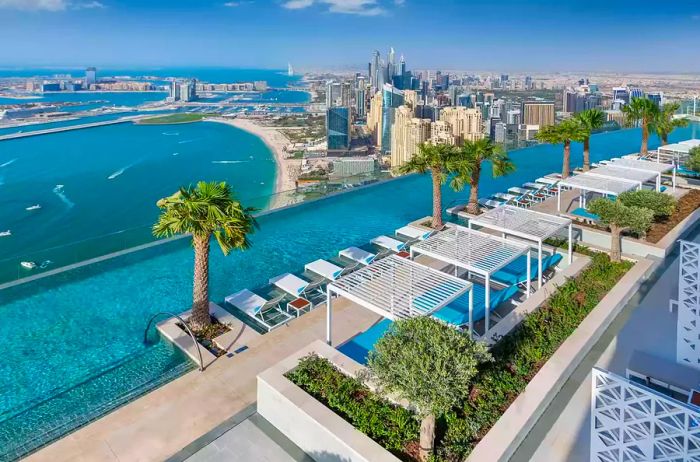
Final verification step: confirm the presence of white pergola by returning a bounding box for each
[587,164,662,191]
[325,255,472,345]
[557,173,640,211]
[409,224,531,336]
[609,157,676,191]
[469,205,573,290]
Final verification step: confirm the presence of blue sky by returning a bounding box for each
[1,0,699,72]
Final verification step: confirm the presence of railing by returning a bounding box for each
[143,312,204,372]
[0,170,392,288]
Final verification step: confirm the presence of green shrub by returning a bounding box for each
[286,354,419,457]
[687,146,700,173]
[618,189,676,219]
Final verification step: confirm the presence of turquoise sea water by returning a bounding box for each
[0,124,697,460]
[0,121,277,277]
[0,91,168,109]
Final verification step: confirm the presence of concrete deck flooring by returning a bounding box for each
[26,298,381,462]
[511,225,699,461]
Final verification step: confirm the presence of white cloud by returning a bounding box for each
[0,0,67,10]
[282,0,387,15]
[73,1,105,9]
[224,1,252,6]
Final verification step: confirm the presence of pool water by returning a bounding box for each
[0,124,697,460]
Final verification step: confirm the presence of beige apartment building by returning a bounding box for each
[390,105,431,167]
[439,106,483,145]
[520,101,555,126]
[367,90,383,147]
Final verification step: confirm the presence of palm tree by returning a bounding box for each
[535,118,586,178]
[153,181,257,330]
[650,102,689,146]
[622,97,659,155]
[399,142,457,229]
[575,109,606,171]
[450,138,515,215]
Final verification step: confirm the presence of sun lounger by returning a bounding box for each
[370,235,406,253]
[304,259,344,281]
[570,207,600,223]
[337,319,393,365]
[478,198,504,209]
[493,192,518,202]
[225,289,292,331]
[492,253,563,287]
[508,187,531,196]
[395,225,433,242]
[431,283,520,328]
[339,246,376,265]
[269,273,309,297]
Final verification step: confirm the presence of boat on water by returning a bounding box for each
[53,184,64,193]
[21,261,37,270]
[26,204,41,211]
[0,230,11,237]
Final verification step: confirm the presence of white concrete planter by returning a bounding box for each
[257,341,401,462]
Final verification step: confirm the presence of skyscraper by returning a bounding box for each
[367,90,383,146]
[380,84,404,152]
[390,105,431,168]
[85,67,97,88]
[520,101,555,126]
[326,107,351,152]
[370,50,381,92]
[355,86,367,120]
[612,87,630,105]
[439,106,483,145]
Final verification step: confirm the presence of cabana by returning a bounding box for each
[409,224,531,335]
[469,205,573,289]
[587,164,662,191]
[557,173,640,211]
[325,255,471,345]
[609,158,676,191]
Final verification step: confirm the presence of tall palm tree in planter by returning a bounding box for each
[622,97,659,156]
[575,108,606,171]
[535,118,586,178]
[153,181,257,330]
[399,142,457,229]
[450,138,515,215]
[650,102,688,146]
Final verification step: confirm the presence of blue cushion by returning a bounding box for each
[492,253,563,285]
[571,207,600,221]
[337,319,393,364]
[432,283,519,327]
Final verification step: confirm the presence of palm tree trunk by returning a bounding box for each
[562,140,571,179]
[610,225,622,262]
[582,137,591,172]
[419,414,436,462]
[661,132,668,146]
[466,166,481,215]
[191,234,211,330]
[431,169,443,229]
[641,120,649,155]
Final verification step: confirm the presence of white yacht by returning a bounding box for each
[0,230,10,237]
[26,204,41,211]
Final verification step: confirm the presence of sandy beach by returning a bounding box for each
[208,117,301,208]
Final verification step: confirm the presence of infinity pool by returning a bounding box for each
[0,124,697,460]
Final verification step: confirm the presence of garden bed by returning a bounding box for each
[645,189,700,243]
[176,316,229,357]
[286,252,631,461]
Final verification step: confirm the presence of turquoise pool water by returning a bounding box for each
[0,124,697,460]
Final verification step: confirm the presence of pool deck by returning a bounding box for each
[25,297,381,462]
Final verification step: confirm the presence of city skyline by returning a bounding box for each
[1,0,700,72]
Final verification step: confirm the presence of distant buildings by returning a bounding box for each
[168,79,197,102]
[520,100,555,127]
[380,84,405,153]
[326,106,351,152]
[331,158,376,177]
[439,106,483,145]
[390,105,431,167]
[85,67,97,87]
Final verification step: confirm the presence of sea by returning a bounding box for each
[0,68,307,281]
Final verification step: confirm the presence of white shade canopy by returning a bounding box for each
[609,158,674,174]
[588,165,658,185]
[328,255,471,321]
[470,204,571,243]
[559,173,640,196]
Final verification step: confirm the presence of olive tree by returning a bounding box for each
[366,317,492,461]
[618,190,676,220]
[588,198,654,262]
[687,146,700,173]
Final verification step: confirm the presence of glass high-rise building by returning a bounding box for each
[380,84,404,153]
[327,107,351,151]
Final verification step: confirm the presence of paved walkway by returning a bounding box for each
[511,225,698,461]
[26,298,381,462]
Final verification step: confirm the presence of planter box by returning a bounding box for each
[257,341,400,462]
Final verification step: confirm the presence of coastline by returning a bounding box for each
[208,117,299,208]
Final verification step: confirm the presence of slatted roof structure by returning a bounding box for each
[559,173,640,197]
[324,255,471,344]
[410,224,531,335]
[609,157,677,191]
[588,165,659,189]
[469,204,572,289]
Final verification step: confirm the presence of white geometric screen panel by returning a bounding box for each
[591,368,700,462]
[677,240,700,370]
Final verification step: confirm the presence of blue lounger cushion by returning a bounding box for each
[571,207,600,221]
[432,283,520,327]
[337,319,393,365]
[492,253,563,286]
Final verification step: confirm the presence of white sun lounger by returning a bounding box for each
[339,246,376,265]
[269,273,309,297]
[493,192,517,202]
[508,187,531,195]
[536,177,559,186]
[395,225,433,241]
[371,235,406,252]
[478,198,504,208]
[225,289,291,331]
[305,259,344,281]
